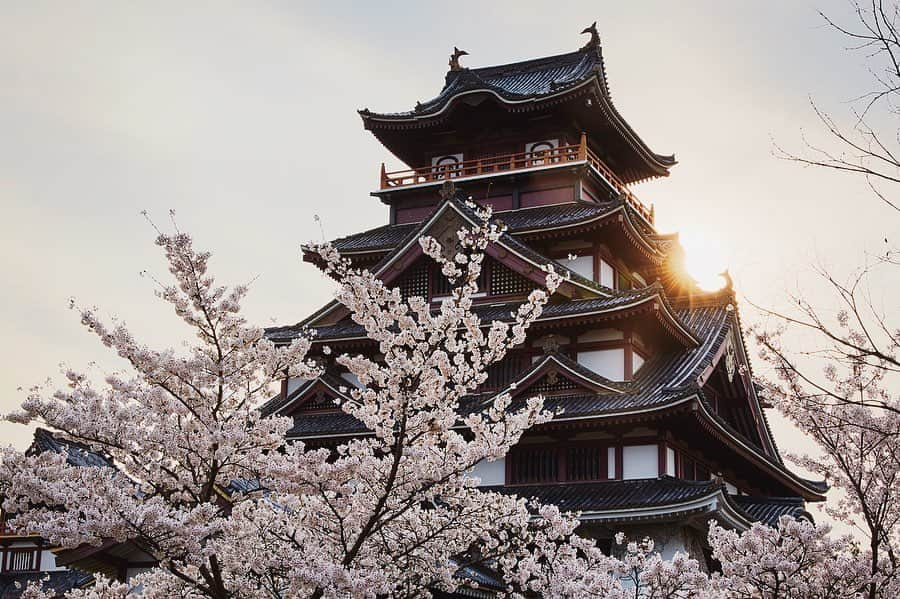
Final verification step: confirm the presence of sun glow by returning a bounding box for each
[678,233,730,292]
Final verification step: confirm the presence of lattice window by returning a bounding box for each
[531,372,578,394]
[3,548,36,572]
[509,446,558,484]
[567,445,606,482]
[396,260,429,299]
[296,391,338,412]
[490,262,536,296]
[431,263,489,297]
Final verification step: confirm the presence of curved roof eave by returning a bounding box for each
[577,486,753,531]
[514,201,668,262]
[290,198,615,328]
[494,352,626,398]
[541,393,826,501]
[361,73,675,173]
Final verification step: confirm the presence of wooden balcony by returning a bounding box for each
[379,133,655,224]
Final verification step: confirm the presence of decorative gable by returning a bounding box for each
[500,353,623,400]
[393,255,537,302]
[278,377,352,417]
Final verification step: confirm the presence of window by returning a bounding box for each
[3,548,37,572]
[431,262,488,298]
[666,447,676,476]
[490,262,536,296]
[525,139,559,165]
[555,251,625,290]
[566,255,594,280]
[577,348,626,381]
[599,259,616,289]
[621,445,658,479]
[567,445,607,481]
[467,458,506,486]
[679,454,712,481]
[633,352,646,375]
[508,446,558,484]
[431,153,463,178]
[508,443,611,484]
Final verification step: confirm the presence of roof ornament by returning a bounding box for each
[538,335,562,355]
[580,21,601,50]
[719,269,734,292]
[439,180,457,201]
[449,47,469,71]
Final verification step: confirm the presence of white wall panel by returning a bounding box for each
[467,458,506,486]
[578,348,625,381]
[622,445,659,479]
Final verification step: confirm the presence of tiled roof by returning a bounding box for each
[271,300,731,439]
[285,411,367,438]
[486,479,811,528]
[267,286,664,343]
[495,303,728,417]
[730,496,811,527]
[358,196,616,297]
[29,428,114,469]
[0,570,93,599]
[330,201,663,256]
[331,223,418,253]
[485,477,719,512]
[522,352,629,394]
[259,372,352,416]
[364,48,604,120]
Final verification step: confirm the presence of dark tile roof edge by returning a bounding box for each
[28,428,115,469]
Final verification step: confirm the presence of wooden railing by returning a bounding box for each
[379,133,655,224]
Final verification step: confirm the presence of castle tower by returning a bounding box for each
[265,26,825,573]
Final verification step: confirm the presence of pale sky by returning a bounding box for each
[1,2,898,527]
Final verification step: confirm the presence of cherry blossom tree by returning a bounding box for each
[777,0,900,212]
[751,3,900,598]
[707,516,869,599]
[0,206,882,597]
[0,206,651,598]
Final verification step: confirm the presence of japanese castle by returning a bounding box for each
[2,24,826,595]
[264,25,826,566]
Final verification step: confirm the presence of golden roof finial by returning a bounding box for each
[449,46,469,71]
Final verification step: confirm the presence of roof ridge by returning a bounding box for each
[462,47,595,78]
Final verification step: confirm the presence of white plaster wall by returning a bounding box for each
[578,348,625,381]
[467,458,506,486]
[648,527,690,561]
[622,445,658,479]
[39,550,63,571]
[666,447,676,476]
[599,259,615,288]
[633,352,645,374]
[565,255,594,280]
[607,447,617,479]
[617,525,695,562]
